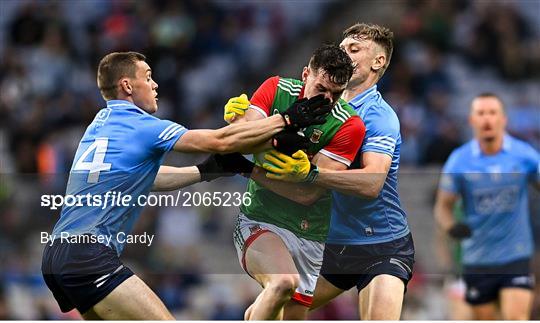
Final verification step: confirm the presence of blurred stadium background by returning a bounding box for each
[0,0,539,319]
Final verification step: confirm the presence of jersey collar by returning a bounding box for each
[106,100,147,114]
[298,85,306,100]
[471,133,512,157]
[348,85,378,109]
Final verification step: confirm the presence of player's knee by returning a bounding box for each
[268,274,300,298]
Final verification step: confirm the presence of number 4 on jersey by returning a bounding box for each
[73,138,112,183]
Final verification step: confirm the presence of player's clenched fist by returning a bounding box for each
[262,150,319,183]
[224,94,250,123]
[281,94,332,129]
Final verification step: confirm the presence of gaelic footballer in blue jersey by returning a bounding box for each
[41,52,331,320]
[435,93,540,320]
[260,24,414,320]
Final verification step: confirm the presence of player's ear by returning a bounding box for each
[119,78,132,96]
[301,66,309,82]
[372,53,385,72]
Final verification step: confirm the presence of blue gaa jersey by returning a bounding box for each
[440,134,540,266]
[328,85,410,244]
[52,100,187,254]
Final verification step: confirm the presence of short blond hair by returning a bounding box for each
[343,23,394,77]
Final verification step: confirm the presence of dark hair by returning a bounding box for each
[473,92,506,112]
[343,23,394,76]
[308,44,354,85]
[97,51,146,100]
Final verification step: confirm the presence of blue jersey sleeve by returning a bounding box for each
[138,115,188,153]
[360,105,399,157]
[439,149,462,194]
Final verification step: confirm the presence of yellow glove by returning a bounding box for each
[224,94,250,123]
[262,150,318,183]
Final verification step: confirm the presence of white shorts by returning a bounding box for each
[233,213,324,307]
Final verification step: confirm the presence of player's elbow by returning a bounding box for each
[359,181,384,199]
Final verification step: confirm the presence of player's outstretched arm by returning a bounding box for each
[229,107,312,154]
[152,154,255,191]
[152,166,201,191]
[174,95,331,154]
[174,114,285,154]
[226,101,273,152]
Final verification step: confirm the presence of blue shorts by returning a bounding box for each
[320,233,415,292]
[463,258,534,305]
[41,236,134,314]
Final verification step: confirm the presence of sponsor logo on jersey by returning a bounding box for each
[310,129,323,143]
[95,108,111,124]
[249,225,262,235]
[472,185,519,215]
[364,226,373,236]
[300,219,309,231]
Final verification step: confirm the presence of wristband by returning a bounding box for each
[304,164,319,183]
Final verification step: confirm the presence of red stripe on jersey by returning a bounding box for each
[298,85,305,100]
[250,76,279,117]
[323,115,365,163]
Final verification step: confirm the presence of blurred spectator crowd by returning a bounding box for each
[381,0,540,165]
[0,0,538,320]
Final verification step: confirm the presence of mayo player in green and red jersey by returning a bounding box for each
[225,44,365,320]
[254,24,414,320]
